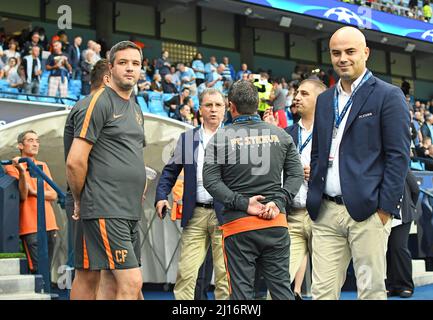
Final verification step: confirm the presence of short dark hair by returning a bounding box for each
[17,130,37,144]
[228,80,259,115]
[90,59,109,91]
[109,41,142,65]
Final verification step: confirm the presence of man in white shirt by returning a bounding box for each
[264,79,326,300]
[306,26,410,300]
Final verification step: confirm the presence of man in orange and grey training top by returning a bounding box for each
[4,131,59,275]
[203,80,304,300]
[66,41,146,300]
[63,59,110,300]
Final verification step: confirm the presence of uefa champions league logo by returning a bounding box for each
[421,29,433,42]
[324,7,365,28]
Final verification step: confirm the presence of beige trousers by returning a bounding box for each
[173,207,229,300]
[311,200,392,300]
[287,208,312,283]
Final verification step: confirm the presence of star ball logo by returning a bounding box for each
[324,7,371,29]
[421,29,433,42]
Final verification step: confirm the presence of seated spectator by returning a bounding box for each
[170,65,181,89]
[162,74,178,94]
[236,63,252,80]
[421,113,433,141]
[80,49,95,96]
[426,145,433,170]
[416,136,431,158]
[191,52,205,87]
[150,73,163,93]
[174,97,197,126]
[165,87,190,117]
[46,41,72,97]
[8,65,26,91]
[22,46,42,95]
[137,70,151,93]
[178,63,197,96]
[4,130,59,275]
[3,39,21,65]
[3,57,19,80]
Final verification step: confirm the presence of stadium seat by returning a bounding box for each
[136,96,149,113]
[147,91,165,114]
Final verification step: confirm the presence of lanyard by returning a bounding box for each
[232,114,261,124]
[333,70,372,137]
[298,125,312,155]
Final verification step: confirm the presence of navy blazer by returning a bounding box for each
[285,123,299,146]
[306,75,411,222]
[155,127,224,227]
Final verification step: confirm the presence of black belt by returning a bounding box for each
[322,194,345,205]
[196,202,214,209]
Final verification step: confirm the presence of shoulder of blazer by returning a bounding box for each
[285,123,298,140]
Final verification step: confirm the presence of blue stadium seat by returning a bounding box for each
[162,93,175,102]
[136,96,149,113]
[147,91,165,113]
[191,95,199,111]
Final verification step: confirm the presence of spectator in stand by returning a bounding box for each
[289,103,301,124]
[156,50,171,78]
[67,36,82,80]
[421,113,433,141]
[22,46,42,95]
[21,32,44,59]
[93,43,102,63]
[150,73,163,93]
[192,52,205,87]
[170,65,181,89]
[137,69,151,94]
[416,136,432,158]
[162,74,178,94]
[3,57,18,81]
[409,0,419,10]
[269,78,288,128]
[142,57,153,80]
[57,30,71,54]
[204,56,218,81]
[37,27,49,51]
[235,63,252,80]
[401,77,411,96]
[178,63,197,96]
[46,40,72,97]
[165,87,190,118]
[221,56,234,81]
[423,0,432,22]
[8,65,26,91]
[3,40,21,65]
[80,49,96,96]
[206,63,225,92]
[174,100,196,126]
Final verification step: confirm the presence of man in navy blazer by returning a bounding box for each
[155,88,229,300]
[306,27,410,300]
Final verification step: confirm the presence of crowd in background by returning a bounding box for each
[0,26,432,172]
[341,0,433,22]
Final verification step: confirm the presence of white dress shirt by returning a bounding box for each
[325,69,368,196]
[196,126,216,203]
[292,120,313,208]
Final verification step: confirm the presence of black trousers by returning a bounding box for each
[223,227,294,300]
[386,222,414,292]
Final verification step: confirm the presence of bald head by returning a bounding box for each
[329,26,369,85]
